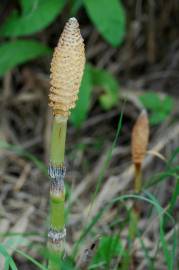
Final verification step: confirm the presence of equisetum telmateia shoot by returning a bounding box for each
[47,17,85,269]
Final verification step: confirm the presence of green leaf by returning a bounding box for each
[0,40,50,76]
[0,0,66,37]
[91,235,124,268]
[0,244,18,270]
[19,0,36,15]
[83,0,126,47]
[15,249,47,270]
[70,0,83,16]
[139,92,173,125]
[91,67,119,110]
[60,257,77,270]
[149,111,168,125]
[70,64,92,128]
[70,65,120,126]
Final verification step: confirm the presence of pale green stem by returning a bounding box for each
[50,118,67,165]
[50,195,65,230]
[48,117,67,270]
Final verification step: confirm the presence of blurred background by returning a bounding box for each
[0,1,179,269]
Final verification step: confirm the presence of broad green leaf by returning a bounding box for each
[83,0,126,47]
[149,111,168,125]
[70,65,119,126]
[91,67,119,110]
[139,92,173,112]
[70,0,83,16]
[19,0,36,15]
[0,0,65,37]
[140,92,173,125]
[0,40,50,76]
[70,64,92,128]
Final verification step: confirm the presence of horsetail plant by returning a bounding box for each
[126,110,150,267]
[47,17,85,269]
[131,110,149,193]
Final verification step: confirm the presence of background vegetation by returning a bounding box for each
[0,0,178,269]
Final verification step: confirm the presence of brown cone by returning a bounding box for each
[131,110,149,165]
[49,17,85,118]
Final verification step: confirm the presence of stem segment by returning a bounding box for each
[134,163,142,193]
[48,117,67,270]
[127,163,142,269]
[50,118,67,165]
